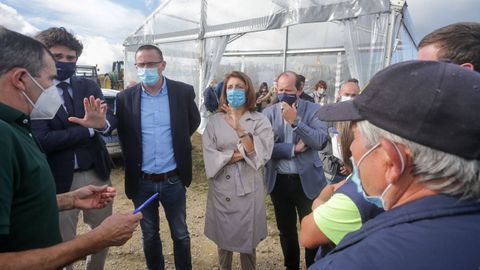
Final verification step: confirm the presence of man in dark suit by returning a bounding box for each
[297,74,315,103]
[263,71,329,269]
[115,45,200,270]
[31,27,116,270]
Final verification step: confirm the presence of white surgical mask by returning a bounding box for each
[22,73,62,120]
[340,95,353,102]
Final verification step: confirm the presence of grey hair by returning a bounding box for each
[0,27,48,77]
[357,120,480,200]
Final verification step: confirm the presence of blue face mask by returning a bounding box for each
[349,141,405,209]
[56,61,76,81]
[278,93,297,106]
[226,88,246,108]
[137,67,160,86]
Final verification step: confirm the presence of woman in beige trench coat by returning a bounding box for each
[202,71,274,270]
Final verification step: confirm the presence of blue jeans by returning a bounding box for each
[133,175,192,270]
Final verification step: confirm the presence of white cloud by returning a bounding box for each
[10,0,146,43]
[0,3,38,35]
[0,1,146,74]
[76,35,123,74]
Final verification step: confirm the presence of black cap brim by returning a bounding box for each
[315,100,364,121]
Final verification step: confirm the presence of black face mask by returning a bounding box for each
[56,61,76,81]
[278,93,297,106]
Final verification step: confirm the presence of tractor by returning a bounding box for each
[99,61,124,90]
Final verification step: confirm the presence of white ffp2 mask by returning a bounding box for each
[22,73,62,120]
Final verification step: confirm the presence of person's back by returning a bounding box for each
[203,80,218,113]
[311,195,480,270]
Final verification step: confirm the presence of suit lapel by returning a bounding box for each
[70,77,86,118]
[132,85,142,142]
[292,100,306,143]
[274,104,285,142]
[166,78,177,136]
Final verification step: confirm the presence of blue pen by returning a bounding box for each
[133,192,159,214]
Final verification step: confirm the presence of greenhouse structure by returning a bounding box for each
[123,0,417,112]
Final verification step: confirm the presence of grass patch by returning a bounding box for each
[191,133,208,193]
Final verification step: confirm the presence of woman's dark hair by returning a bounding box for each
[218,71,257,112]
[314,80,327,90]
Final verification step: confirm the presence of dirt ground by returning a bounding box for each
[74,133,308,270]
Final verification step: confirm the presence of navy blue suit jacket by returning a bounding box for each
[309,195,480,270]
[115,78,200,199]
[31,77,117,194]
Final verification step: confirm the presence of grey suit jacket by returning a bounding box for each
[262,99,328,199]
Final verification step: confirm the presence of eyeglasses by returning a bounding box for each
[135,61,163,68]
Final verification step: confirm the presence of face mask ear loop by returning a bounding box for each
[357,142,380,168]
[391,142,406,174]
[26,72,46,92]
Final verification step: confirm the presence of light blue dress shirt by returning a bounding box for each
[276,118,298,174]
[141,78,177,174]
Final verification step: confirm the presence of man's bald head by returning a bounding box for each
[339,81,360,98]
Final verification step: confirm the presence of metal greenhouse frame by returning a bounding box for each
[124,0,417,109]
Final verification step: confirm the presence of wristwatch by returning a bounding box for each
[291,118,299,128]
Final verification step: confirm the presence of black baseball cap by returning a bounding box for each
[316,60,480,160]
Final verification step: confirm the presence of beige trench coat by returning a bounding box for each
[202,111,274,253]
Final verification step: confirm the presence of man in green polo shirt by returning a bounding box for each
[0,27,142,269]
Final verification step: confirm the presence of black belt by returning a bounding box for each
[278,173,300,179]
[142,169,177,182]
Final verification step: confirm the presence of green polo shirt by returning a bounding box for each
[0,102,62,252]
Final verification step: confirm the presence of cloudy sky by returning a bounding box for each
[0,0,478,73]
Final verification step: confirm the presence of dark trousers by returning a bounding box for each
[270,174,318,270]
[133,175,192,270]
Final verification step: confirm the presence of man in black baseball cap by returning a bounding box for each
[309,60,480,270]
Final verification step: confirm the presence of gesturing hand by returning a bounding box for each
[72,185,116,210]
[68,95,107,129]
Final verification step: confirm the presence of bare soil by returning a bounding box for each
[74,133,306,270]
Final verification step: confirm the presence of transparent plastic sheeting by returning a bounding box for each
[124,40,200,101]
[125,0,391,44]
[124,0,417,110]
[343,13,390,88]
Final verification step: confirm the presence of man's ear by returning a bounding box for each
[9,68,28,92]
[379,137,406,184]
[460,62,474,71]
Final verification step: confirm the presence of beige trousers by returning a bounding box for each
[59,170,112,270]
[218,247,256,270]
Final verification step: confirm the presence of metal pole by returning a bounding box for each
[198,0,207,108]
[282,26,289,72]
[384,0,405,67]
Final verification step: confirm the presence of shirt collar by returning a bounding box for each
[54,77,71,86]
[0,102,30,128]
